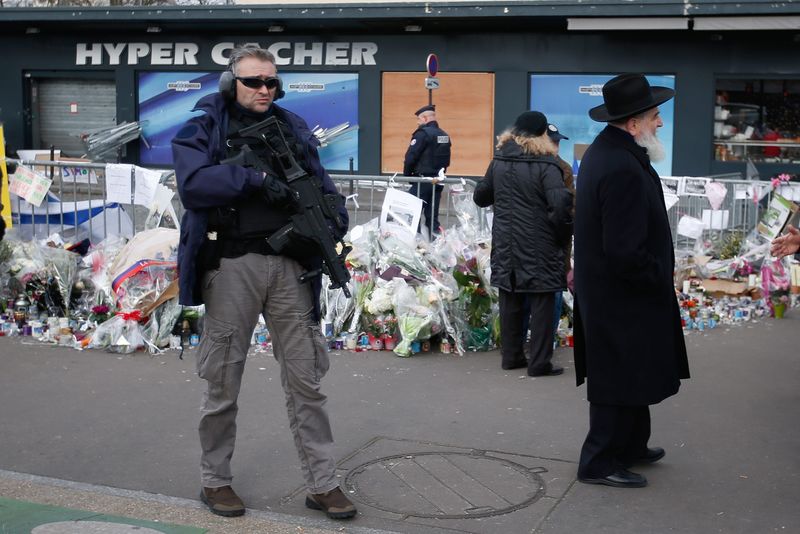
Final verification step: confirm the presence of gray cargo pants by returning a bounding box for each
[196,253,338,494]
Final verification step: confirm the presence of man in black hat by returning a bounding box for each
[403,104,452,238]
[573,73,690,488]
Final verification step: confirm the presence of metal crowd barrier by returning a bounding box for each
[666,174,776,254]
[327,173,482,235]
[2,158,783,252]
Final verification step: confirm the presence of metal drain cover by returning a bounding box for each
[344,451,545,519]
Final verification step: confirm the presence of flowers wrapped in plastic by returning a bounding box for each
[452,252,496,351]
[109,228,178,312]
[346,272,374,334]
[391,278,435,357]
[87,310,147,353]
[762,257,791,318]
[40,246,80,316]
[344,219,380,273]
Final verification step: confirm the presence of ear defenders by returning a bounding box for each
[219,69,285,102]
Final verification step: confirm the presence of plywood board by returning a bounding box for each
[382,72,495,177]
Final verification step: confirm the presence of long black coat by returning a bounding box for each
[573,126,689,406]
[474,140,573,292]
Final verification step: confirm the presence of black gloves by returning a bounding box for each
[261,172,298,206]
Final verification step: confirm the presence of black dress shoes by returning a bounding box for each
[623,447,666,467]
[502,361,528,370]
[578,468,647,488]
[637,447,666,464]
[529,365,564,377]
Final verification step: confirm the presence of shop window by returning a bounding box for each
[714,78,800,164]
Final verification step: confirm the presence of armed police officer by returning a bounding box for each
[403,104,452,238]
[171,44,356,520]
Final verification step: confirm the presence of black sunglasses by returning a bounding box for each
[235,76,280,90]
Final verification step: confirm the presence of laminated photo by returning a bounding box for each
[680,177,710,197]
[757,193,799,241]
[660,176,682,196]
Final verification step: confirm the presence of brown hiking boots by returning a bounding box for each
[200,485,245,517]
[305,486,358,519]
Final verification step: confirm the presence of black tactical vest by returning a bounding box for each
[215,107,309,248]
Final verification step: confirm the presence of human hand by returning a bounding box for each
[770,224,800,258]
[261,172,298,206]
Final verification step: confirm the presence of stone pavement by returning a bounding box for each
[0,313,798,533]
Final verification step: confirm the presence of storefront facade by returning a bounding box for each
[0,1,798,178]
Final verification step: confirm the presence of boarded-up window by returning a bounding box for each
[382,72,494,177]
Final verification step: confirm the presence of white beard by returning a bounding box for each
[635,131,666,163]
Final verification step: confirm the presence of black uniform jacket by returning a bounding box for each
[573,125,690,406]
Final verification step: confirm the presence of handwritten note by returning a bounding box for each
[105,164,134,204]
[134,167,163,206]
[9,165,53,207]
[61,165,98,184]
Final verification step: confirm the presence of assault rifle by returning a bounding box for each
[221,117,352,297]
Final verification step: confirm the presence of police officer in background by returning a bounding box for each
[404,104,452,238]
[171,44,356,520]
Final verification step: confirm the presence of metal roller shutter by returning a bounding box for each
[37,79,116,157]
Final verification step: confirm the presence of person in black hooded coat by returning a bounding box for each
[474,111,573,376]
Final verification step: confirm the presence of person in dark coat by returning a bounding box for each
[573,73,690,488]
[172,45,356,519]
[404,104,452,238]
[521,123,575,348]
[474,111,573,376]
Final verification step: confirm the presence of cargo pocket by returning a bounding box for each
[309,324,331,381]
[196,315,237,386]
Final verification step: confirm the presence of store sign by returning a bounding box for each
[75,41,378,66]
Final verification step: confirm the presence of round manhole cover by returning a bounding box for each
[344,452,545,519]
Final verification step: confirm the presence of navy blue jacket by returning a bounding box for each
[403,121,451,177]
[171,92,348,307]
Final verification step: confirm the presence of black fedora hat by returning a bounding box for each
[589,73,674,122]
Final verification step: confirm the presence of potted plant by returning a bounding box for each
[363,315,384,350]
[762,258,791,319]
[770,289,790,318]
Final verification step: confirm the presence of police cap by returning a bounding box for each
[414,104,436,116]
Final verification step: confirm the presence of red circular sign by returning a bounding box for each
[426,54,439,77]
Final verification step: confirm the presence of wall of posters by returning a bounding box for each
[137,71,359,171]
[530,74,675,177]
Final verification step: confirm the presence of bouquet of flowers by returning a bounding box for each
[363,313,384,337]
[762,258,791,318]
[89,304,111,324]
[391,279,435,357]
[452,254,495,350]
[382,314,398,338]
